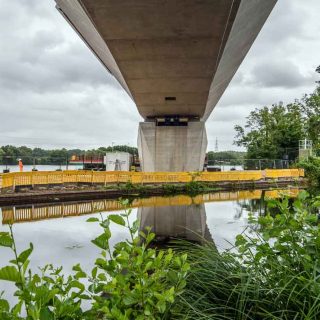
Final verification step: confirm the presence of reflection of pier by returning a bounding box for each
[138,204,213,244]
[1,189,299,225]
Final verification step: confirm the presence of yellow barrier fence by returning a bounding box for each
[0,169,304,191]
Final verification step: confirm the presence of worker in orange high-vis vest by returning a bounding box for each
[18,159,23,172]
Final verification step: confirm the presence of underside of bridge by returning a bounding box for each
[55,0,277,171]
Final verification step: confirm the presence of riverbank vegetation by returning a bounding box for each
[298,157,320,188]
[0,201,189,319]
[171,191,320,319]
[1,192,320,319]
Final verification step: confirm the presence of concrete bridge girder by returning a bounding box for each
[55,0,277,171]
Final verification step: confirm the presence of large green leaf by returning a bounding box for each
[86,217,99,223]
[108,214,125,226]
[17,243,33,264]
[92,233,109,250]
[0,266,21,283]
[40,307,54,320]
[0,299,9,312]
[0,234,13,248]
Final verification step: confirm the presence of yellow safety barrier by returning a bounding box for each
[0,169,304,191]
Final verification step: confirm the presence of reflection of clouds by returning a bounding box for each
[0,209,137,305]
[205,201,248,251]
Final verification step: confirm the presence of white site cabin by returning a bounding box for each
[104,152,132,171]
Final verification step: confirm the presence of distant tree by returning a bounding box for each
[234,82,320,160]
[207,151,246,165]
[234,104,305,160]
[0,148,4,163]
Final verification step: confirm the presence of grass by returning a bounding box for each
[171,242,320,320]
[170,191,320,319]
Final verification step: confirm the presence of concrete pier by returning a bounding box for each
[138,121,207,172]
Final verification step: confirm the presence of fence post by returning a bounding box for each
[12,174,16,192]
[31,171,34,189]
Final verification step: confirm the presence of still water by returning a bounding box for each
[0,189,300,303]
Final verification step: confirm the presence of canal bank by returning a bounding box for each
[0,186,306,315]
[0,169,306,205]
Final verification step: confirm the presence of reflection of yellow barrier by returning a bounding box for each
[2,189,300,224]
[0,169,304,190]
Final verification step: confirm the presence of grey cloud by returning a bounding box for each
[0,0,319,151]
[249,61,316,89]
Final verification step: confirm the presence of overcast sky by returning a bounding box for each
[0,0,319,151]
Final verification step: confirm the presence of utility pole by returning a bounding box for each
[215,138,218,152]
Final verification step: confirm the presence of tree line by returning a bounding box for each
[0,145,138,165]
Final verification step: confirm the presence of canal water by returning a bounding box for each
[0,188,300,304]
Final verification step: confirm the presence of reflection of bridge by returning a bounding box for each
[1,189,299,225]
[54,0,277,172]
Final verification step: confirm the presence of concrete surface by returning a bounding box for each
[55,0,277,120]
[138,121,207,172]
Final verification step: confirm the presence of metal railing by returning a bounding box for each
[0,169,304,190]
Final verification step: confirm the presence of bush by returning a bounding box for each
[297,156,320,187]
[162,184,178,195]
[0,200,189,319]
[184,181,207,195]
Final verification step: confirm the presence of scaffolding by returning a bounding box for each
[299,139,313,160]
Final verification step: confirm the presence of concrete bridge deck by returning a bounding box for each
[54,1,277,171]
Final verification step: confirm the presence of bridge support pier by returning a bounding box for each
[138,121,207,172]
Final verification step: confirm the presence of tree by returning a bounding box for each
[234,103,305,160]
[300,86,320,152]
[234,72,320,160]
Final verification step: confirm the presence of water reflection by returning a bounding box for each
[0,188,301,303]
[138,204,213,245]
[1,189,300,225]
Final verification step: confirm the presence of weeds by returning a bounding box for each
[172,191,320,319]
[0,200,189,319]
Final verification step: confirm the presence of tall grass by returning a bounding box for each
[171,191,320,319]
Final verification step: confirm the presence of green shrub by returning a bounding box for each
[0,200,189,319]
[162,184,178,195]
[184,181,207,195]
[297,156,320,187]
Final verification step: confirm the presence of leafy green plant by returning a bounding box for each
[0,200,189,320]
[87,200,189,319]
[0,226,85,319]
[184,181,207,195]
[297,156,320,187]
[162,184,178,195]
